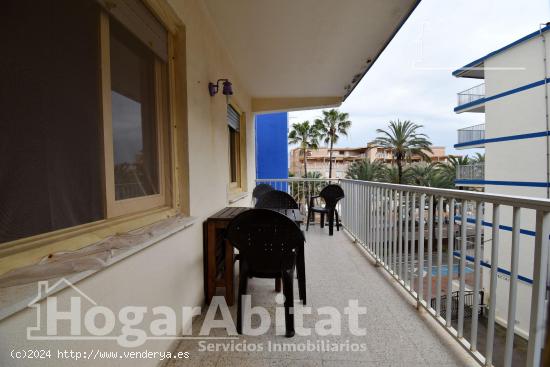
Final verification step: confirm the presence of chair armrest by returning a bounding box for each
[308,195,321,207]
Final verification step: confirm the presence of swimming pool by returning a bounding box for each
[427,264,474,276]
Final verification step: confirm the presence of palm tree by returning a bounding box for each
[380,164,411,184]
[373,120,432,184]
[472,152,485,163]
[345,159,384,181]
[314,109,352,178]
[288,121,319,177]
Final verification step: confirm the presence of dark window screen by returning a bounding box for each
[110,19,159,201]
[0,0,104,243]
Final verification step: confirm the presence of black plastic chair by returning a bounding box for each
[306,184,345,236]
[252,183,274,203]
[254,189,306,304]
[255,190,298,209]
[226,209,305,337]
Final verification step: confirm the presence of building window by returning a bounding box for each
[227,105,242,188]
[0,0,173,244]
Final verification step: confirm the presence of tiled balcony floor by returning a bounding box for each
[165,226,478,367]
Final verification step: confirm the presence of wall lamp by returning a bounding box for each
[208,79,233,99]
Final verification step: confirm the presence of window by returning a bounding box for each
[102,13,170,217]
[227,105,241,188]
[0,0,173,244]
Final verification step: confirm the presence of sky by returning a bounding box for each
[288,0,550,156]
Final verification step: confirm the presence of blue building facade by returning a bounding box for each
[255,112,288,187]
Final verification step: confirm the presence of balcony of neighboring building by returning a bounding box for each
[455,163,485,186]
[455,123,486,149]
[455,83,486,113]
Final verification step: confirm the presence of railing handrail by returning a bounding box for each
[338,179,550,210]
[256,178,550,210]
[457,123,485,132]
[458,82,485,96]
[457,163,484,168]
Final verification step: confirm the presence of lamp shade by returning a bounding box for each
[222,80,233,95]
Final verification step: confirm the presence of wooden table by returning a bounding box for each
[204,207,302,306]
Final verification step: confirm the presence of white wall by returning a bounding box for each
[481,31,550,337]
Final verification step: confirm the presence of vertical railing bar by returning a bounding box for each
[436,197,443,316]
[378,188,386,264]
[385,188,389,266]
[427,195,434,308]
[404,192,410,286]
[504,207,521,367]
[526,210,550,367]
[393,190,398,273]
[397,191,403,279]
[378,186,382,260]
[446,198,456,327]
[365,185,372,249]
[411,193,416,292]
[470,200,482,351]
[418,194,425,307]
[458,201,468,338]
[485,204,500,367]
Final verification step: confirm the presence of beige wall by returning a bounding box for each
[0,1,255,366]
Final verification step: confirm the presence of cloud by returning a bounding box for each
[289,0,550,155]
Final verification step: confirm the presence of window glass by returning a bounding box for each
[229,127,239,183]
[110,20,159,200]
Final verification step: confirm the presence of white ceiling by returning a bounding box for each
[204,0,419,100]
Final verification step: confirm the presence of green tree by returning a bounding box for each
[380,164,411,184]
[288,121,319,177]
[314,109,352,178]
[472,152,485,163]
[408,162,451,188]
[373,120,432,184]
[345,159,384,181]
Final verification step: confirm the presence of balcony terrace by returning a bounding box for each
[166,225,477,367]
[160,178,550,367]
[455,124,486,149]
[455,83,486,113]
[455,164,485,186]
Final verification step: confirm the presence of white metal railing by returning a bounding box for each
[255,178,339,213]
[457,124,486,145]
[458,83,485,106]
[253,178,550,367]
[339,179,549,367]
[457,164,485,181]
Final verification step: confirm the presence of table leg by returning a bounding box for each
[206,223,216,304]
[225,239,235,306]
[275,278,282,292]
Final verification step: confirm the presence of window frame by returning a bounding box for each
[227,102,246,192]
[0,2,187,265]
[99,12,170,218]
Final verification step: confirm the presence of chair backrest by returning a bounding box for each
[255,190,298,209]
[319,184,345,209]
[226,209,304,273]
[252,183,274,200]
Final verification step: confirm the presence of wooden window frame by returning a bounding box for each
[100,12,170,218]
[0,1,188,270]
[227,102,247,193]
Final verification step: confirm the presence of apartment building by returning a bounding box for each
[453,24,550,338]
[290,143,446,178]
[364,142,447,164]
[290,147,368,178]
